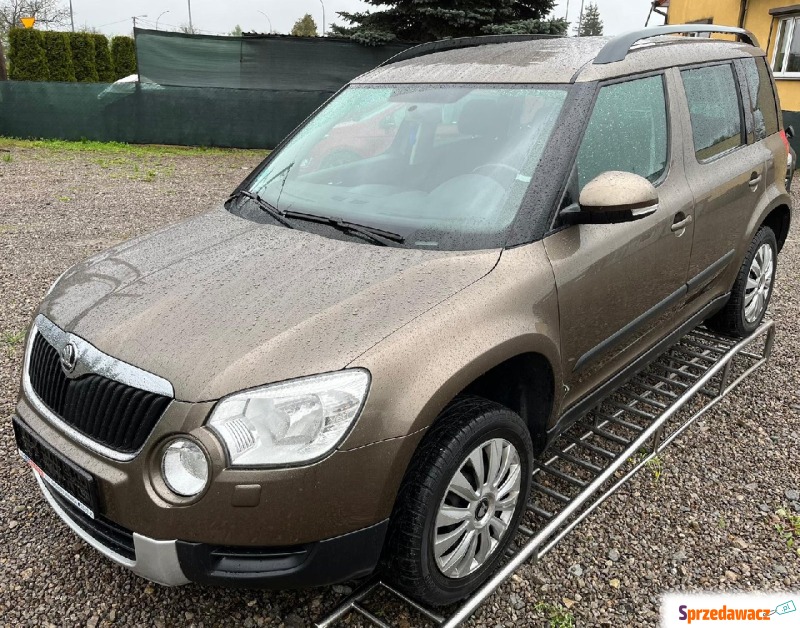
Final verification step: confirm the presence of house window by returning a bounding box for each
[772,16,800,76]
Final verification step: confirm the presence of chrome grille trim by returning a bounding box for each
[23,315,175,462]
[34,315,173,397]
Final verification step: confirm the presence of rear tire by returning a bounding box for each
[383,396,533,606]
[706,226,777,338]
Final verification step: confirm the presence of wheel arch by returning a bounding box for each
[456,352,556,453]
[761,203,791,252]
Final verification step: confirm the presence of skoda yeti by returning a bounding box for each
[12,26,793,605]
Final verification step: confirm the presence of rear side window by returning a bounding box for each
[577,75,668,190]
[740,57,780,141]
[681,64,743,161]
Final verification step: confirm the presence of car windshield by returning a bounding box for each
[237,84,568,250]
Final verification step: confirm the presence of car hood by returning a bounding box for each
[41,208,500,401]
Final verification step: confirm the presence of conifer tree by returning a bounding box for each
[69,32,98,82]
[331,0,566,45]
[43,31,75,82]
[577,2,603,37]
[91,33,115,82]
[8,27,48,81]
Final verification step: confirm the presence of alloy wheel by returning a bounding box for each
[433,438,522,579]
[744,243,774,324]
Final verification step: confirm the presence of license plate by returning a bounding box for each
[13,415,99,519]
[20,450,95,519]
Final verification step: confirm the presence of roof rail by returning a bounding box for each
[594,24,759,65]
[379,34,563,68]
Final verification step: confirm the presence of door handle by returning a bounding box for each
[671,214,693,233]
[748,173,763,188]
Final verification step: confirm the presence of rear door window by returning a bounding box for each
[740,57,780,141]
[576,74,669,190]
[680,64,744,161]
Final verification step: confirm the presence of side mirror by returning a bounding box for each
[786,125,795,140]
[562,171,659,225]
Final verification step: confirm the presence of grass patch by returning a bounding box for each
[775,507,800,557]
[646,455,664,482]
[0,136,266,158]
[1,330,25,356]
[2,152,12,163]
[534,601,575,628]
[626,450,666,484]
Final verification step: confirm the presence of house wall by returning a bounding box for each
[666,0,742,28]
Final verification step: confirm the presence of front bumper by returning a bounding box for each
[34,467,388,587]
[34,470,189,586]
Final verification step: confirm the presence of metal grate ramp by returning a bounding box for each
[316,321,775,628]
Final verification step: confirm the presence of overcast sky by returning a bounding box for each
[70,0,666,39]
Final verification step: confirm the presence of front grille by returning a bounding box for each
[44,481,136,561]
[28,332,171,454]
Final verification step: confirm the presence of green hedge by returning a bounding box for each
[8,30,137,84]
[8,29,49,81]
[111,36,137,80]
[92,34,115,82]
[42,31,76,82]
[69,32,99,82]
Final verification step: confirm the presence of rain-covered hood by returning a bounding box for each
[41,208,500,402]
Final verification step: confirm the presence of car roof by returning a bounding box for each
[354,36,764,86]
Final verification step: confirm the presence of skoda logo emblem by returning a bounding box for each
[60,343,78,374]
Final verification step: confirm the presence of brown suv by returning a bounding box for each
[12,26,793,605]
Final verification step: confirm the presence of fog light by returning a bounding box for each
[161,439,209,497]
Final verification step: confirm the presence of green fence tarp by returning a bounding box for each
[134,29,412,91]
[0,32,414,148]
[0,81,333,148]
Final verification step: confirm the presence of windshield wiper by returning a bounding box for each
[229,189,294,229]
[229,191,404,246]
[283,210,406,247]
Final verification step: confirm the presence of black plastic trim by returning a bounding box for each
[574,284,688,373]
[574,252,737,374]
[42,481,136,561]
[687,251,735,293]
[594,25,759,65]
[176,519,389,589]
[552,293,731,438]
[506,82,598,247]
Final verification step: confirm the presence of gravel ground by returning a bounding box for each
[0,141,798,628]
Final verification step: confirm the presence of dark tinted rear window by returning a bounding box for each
[681,64,743,161]
[741,57,780,140]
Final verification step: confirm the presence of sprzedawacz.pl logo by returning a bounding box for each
[678,605,771,624]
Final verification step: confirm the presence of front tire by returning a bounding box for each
[707,226,777,338]
[383,397,533,606]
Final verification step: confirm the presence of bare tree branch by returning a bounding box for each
[0,0,71,36]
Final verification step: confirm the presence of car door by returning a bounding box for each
[544,71,695,410]
[677,60,767,300]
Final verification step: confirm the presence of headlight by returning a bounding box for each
[161,439,210,497]
[207,369,370,467]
